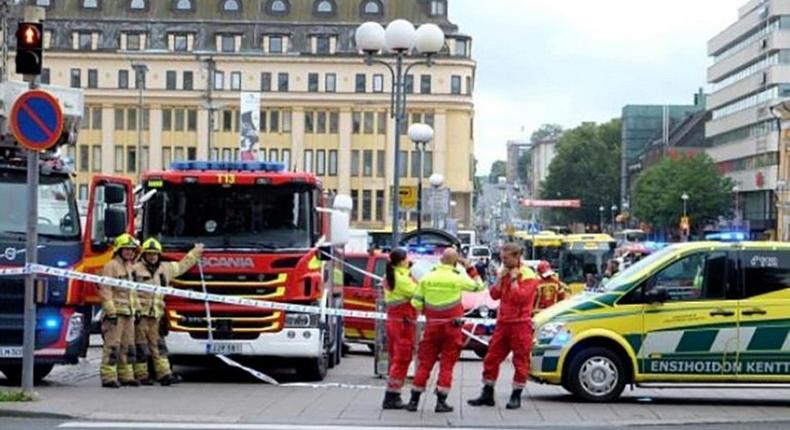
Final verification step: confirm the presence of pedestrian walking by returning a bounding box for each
[468,243,539,409]
[406,248,485,413]
[381,248,418,410]
[132,239,204,386]
[99,233,140,388]
[533,260,570,313]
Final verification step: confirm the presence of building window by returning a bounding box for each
[377,112,387,134]
[351,150,360,176]
[362,190,372,221]
[126,33,141,50]
[364,112,374,134]
[220,35,235,52]
[429,0,446,16]
[261,72,272,91]
[423,150,433,176]
[278,73,289,91]
[114,146,124,172]
[222,0,240,12]
[375,190,384,221]
[376,150,385,177]
[455,39,468,57]
[466,76,473,95]
[315,35,330,54]
[304,150,313,173]
[78,146,89,172]
[187,109,197,131]
[78,32,92,50]
[114,108,125,130]
[305,112,314,133]
[214,71,224,90]
[91,146,102,172]
[222,110,234,132]
[267,0,289,14]
[316,150,326,175]
[325,73,336,92]
[269,35,283,53]
[352,112,361,134]
[451,75,461,95]
[363,150,373,177]
[351,190,358,221]
[174,109,185,131]
[41,68,50,84]
[174,34,188,51]
[373,74,384,93]
[329,111,339,133]
[308,73,319,92]
[270,110,280,132]
[404,74,414,93]
[127,147,137,173]
[398,150,407,176]
[128,108,138,131]
[162,109,172,130]
[174,0,192,10]
[355,74,366,93]
[134,68,146,89]
[282,148,291,167]
[328,150,338,176]
[230,71,242,90]
[82,0,99,9]
[187,147,197,160]
[166,71,177,90]
[420,75,431,94]
[183,71,193,90]
[316,111,327,133]
[361,0,382,16]
[70,69,81,88]
[162,148,172,168]
[314,0,335,14]
[87,69,98,88]
[424,113,434,127]
[130,0,146,10]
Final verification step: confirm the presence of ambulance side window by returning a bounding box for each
[641,252,729,302]
[741,251,790,298]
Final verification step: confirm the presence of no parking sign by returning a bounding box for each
[9,89,64,151]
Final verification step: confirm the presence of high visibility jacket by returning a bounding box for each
[385,266,418,318]
[534,275,570,313]
[99,256,139,317]
[412,264,485,319]
[490,265,538,324]
[132,248,201,319]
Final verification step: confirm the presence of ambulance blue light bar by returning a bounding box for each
[705,231,746,242]
[170,160,286,172]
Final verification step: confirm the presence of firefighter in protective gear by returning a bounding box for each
[468,243,539,410]
[406,248,485,413]
[533,260,570,313]
[381,248,418,410]
[99,233,140,388]
[132,238,204,386]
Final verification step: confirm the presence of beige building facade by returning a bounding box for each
[11,0,476,229]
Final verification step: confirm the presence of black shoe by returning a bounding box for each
[170,373,183,384]
[382,391,406,410]
[158,375,175,386]
[435,392,454,413]
[121,380,140,387]
[506,389,523,410]
[101,380,120,389]
[467,385,495,407]
[405,390,422,412]
[139,378,154,386]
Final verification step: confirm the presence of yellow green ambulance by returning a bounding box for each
[530,241,790,401]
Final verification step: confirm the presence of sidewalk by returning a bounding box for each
[3,349,790,427]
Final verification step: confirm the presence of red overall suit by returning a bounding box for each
[482,265,538,389]
[411,264,484,394]
[385,266,418,393]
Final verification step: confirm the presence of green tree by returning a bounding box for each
[517,151,531,184]
[540,120,621,225]
[633,153,733,231]
[531,123,564,142]
[488,160,507,184]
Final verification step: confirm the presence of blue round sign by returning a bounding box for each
[9,89,64,151]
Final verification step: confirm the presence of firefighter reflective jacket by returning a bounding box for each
[132,247,201,319]
[490,265,539,324]
[385,266,418,318]
[411,264,485,319]
[99,256,139,317]
[534,275,571,312]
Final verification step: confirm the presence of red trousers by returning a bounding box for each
[412,321,463,394]
[482,322,533,388]
[386,318,416,392]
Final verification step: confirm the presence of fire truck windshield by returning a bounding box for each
[0,169,80,240]
[143,182,316,250]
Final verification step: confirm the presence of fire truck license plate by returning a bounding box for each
[207,343,243,355]
[0,346,23,358]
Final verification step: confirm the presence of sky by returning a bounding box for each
[449,0,746,175]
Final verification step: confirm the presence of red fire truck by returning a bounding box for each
[137,160,349,381]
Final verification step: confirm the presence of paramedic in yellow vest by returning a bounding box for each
[99,233,140,388]
[132,238,204,385]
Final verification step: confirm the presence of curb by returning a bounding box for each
[0,408,75,420]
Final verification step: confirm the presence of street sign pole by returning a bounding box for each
[22,133,38,393]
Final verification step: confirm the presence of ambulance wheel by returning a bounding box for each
[0,364,54,384]
[299,354,328,382]
[566,347,625,402]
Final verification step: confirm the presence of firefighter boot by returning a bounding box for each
[435,392,454,413]
[381,391,406,410]
[101,380,120,389]
[405,390,422,412]
[467,385,495,407]
[158,374,176,386]
[506,389,523,410]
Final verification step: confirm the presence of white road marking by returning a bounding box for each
[60,423,496,430]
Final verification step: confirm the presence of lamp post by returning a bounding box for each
[408,123,433,231]
[599,206,605,233]
[429,173,444,228]
[733,185,740,226]
[610,205,618,232]
[131,62,148,180]
[356,20,445,250]
[681,192,690,241]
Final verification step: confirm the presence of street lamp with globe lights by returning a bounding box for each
[429,173,445,228]
[681,192,690,241]
[355,20,445,249]
[408,123,434,230]
[599,206,605,233]
[610,205,618,232]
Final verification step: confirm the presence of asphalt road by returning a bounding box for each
[4,417,790,430]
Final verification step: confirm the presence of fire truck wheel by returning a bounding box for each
[299,355,328,381]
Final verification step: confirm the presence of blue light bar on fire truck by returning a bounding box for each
[170,160,286,172]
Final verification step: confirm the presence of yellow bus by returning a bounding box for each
[516,231,564,269]
[560,234,616,294]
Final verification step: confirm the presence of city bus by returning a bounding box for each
[516,231,564,269]
[559,234,616,294]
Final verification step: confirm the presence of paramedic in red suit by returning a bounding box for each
[468,242,539,410]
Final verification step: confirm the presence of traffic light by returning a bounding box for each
[16,22,44,76]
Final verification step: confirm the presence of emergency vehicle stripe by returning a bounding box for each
[638,331,684,357]
[782,332,790,352]
[747,326,789,351]
[675,330,718,353]
[709,328,739,353]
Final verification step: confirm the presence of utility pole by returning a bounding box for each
[1,0,13,83]
[205,57,215,159]
[131,63,147,180]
